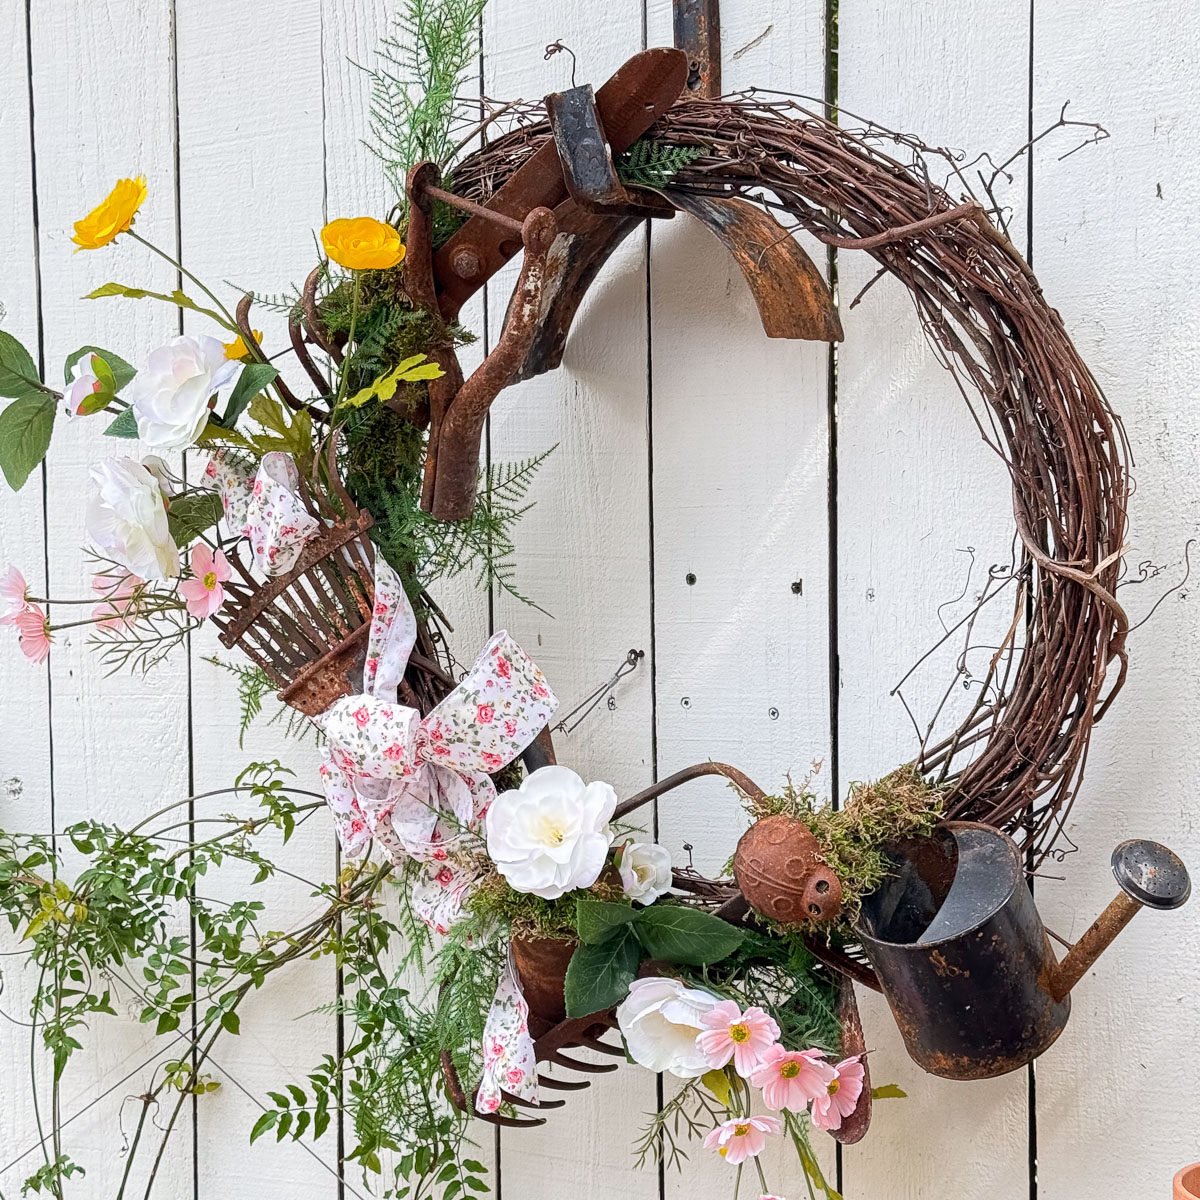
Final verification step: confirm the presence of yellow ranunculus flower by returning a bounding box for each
[223,330,263,360]
[321,217,406,271]
[72,175,147,251]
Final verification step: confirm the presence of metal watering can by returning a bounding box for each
[852,821,1190,1080]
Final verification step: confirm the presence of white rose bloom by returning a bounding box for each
[616,976,723,1078]
[617,841,674,905]
[87,457,179,581]
[129,334,243,451]
[485,765,616,900]
[62,357,103,418]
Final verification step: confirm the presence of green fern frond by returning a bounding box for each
[203,657,278,748]
[363,0,489,202]
[615,138,707,188]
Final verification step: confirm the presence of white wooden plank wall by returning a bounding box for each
[1,2,1198,1199]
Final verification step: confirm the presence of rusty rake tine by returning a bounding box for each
[578,1035,626,1057]
[543,1051,618,1074]
[535,1074,591,1091]
[481,1111,547,1129]
[501,1089,565,1111]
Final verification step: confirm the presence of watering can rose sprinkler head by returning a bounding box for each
[847,823,1191,1081]
[1048,838,1191,1001]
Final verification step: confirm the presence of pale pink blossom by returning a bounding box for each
[749,1043,834,1111]
[702,1114,782,1165]
[91,572,142,630]
[14,604,51,664]
[760,1195,786,1200]
[178,544,230,620]
[810,1056,865,1132]
[696,1001,781,1077]
[0,566,30,625]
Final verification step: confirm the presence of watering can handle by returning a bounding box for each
[1049,839,1190,1002]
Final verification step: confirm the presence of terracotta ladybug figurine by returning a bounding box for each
[733,814,844,924]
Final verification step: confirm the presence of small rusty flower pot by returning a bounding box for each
[511,936,578,1027]
[733,814,843,924]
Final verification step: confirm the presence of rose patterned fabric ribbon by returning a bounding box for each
[316,558,558,932]
[476,950,539,1115]
[204,451,319,576]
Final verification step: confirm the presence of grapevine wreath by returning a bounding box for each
[0,8,1188,1200]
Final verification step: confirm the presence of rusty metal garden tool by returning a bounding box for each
[405,44,844,521]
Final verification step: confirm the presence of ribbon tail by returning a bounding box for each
[475,951,539,1115]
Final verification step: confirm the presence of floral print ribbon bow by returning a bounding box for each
[476,950,539,1116]
[204,451,319,576]
[316,559,558,931]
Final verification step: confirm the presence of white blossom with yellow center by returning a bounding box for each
[485,765,617,899]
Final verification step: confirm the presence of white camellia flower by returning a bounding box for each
[616,976,723,1078]
[87,457,180,581]
[128,334,244,451]
[617,841,673,905]
[485,765,616,900]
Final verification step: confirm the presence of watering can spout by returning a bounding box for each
[1046,839,1191,1002]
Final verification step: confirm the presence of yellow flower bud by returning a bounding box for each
[321,216,406,272]
[72,175,147,251]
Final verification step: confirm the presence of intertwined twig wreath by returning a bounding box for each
[453,93,1130,866]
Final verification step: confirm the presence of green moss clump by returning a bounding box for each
[465,868,626,942]
[749,764,944,932]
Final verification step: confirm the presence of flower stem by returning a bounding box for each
[332,273,362,410]
[127,231,240,332]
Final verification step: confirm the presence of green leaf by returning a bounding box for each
[701,1067,732,1106]
[563,926,641,1018]
[632,905,745,966]
[575,898,638,945]
[312,1107,330,1139]
[156,1012,181,1036]
[339,354,444,408]
[222,362,279,427]
[871,1083,907,1100]
[85,282,231,330]
[0,330,41,399]
[195,419,257,451]
[249,1110,277,1143]
[166,492,223,547]
[247,392,312,458]
[0,393,56,490]
[220,1010,240,1035]
[64,346,136,393]
[103,407,139,438]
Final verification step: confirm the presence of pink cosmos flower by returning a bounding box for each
[760,1195,786,1200]
[178,545,230,620]
[0,566,30,625]
[14,604,51,664]
[697,1001,781,1077]
[810,1056,865,1132]
[91,571,142,630]
[702,1114,782,1165]
[749,1043,835,1111]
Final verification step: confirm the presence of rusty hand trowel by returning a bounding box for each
[851,821,1191,1080]
[402,46,843,522]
